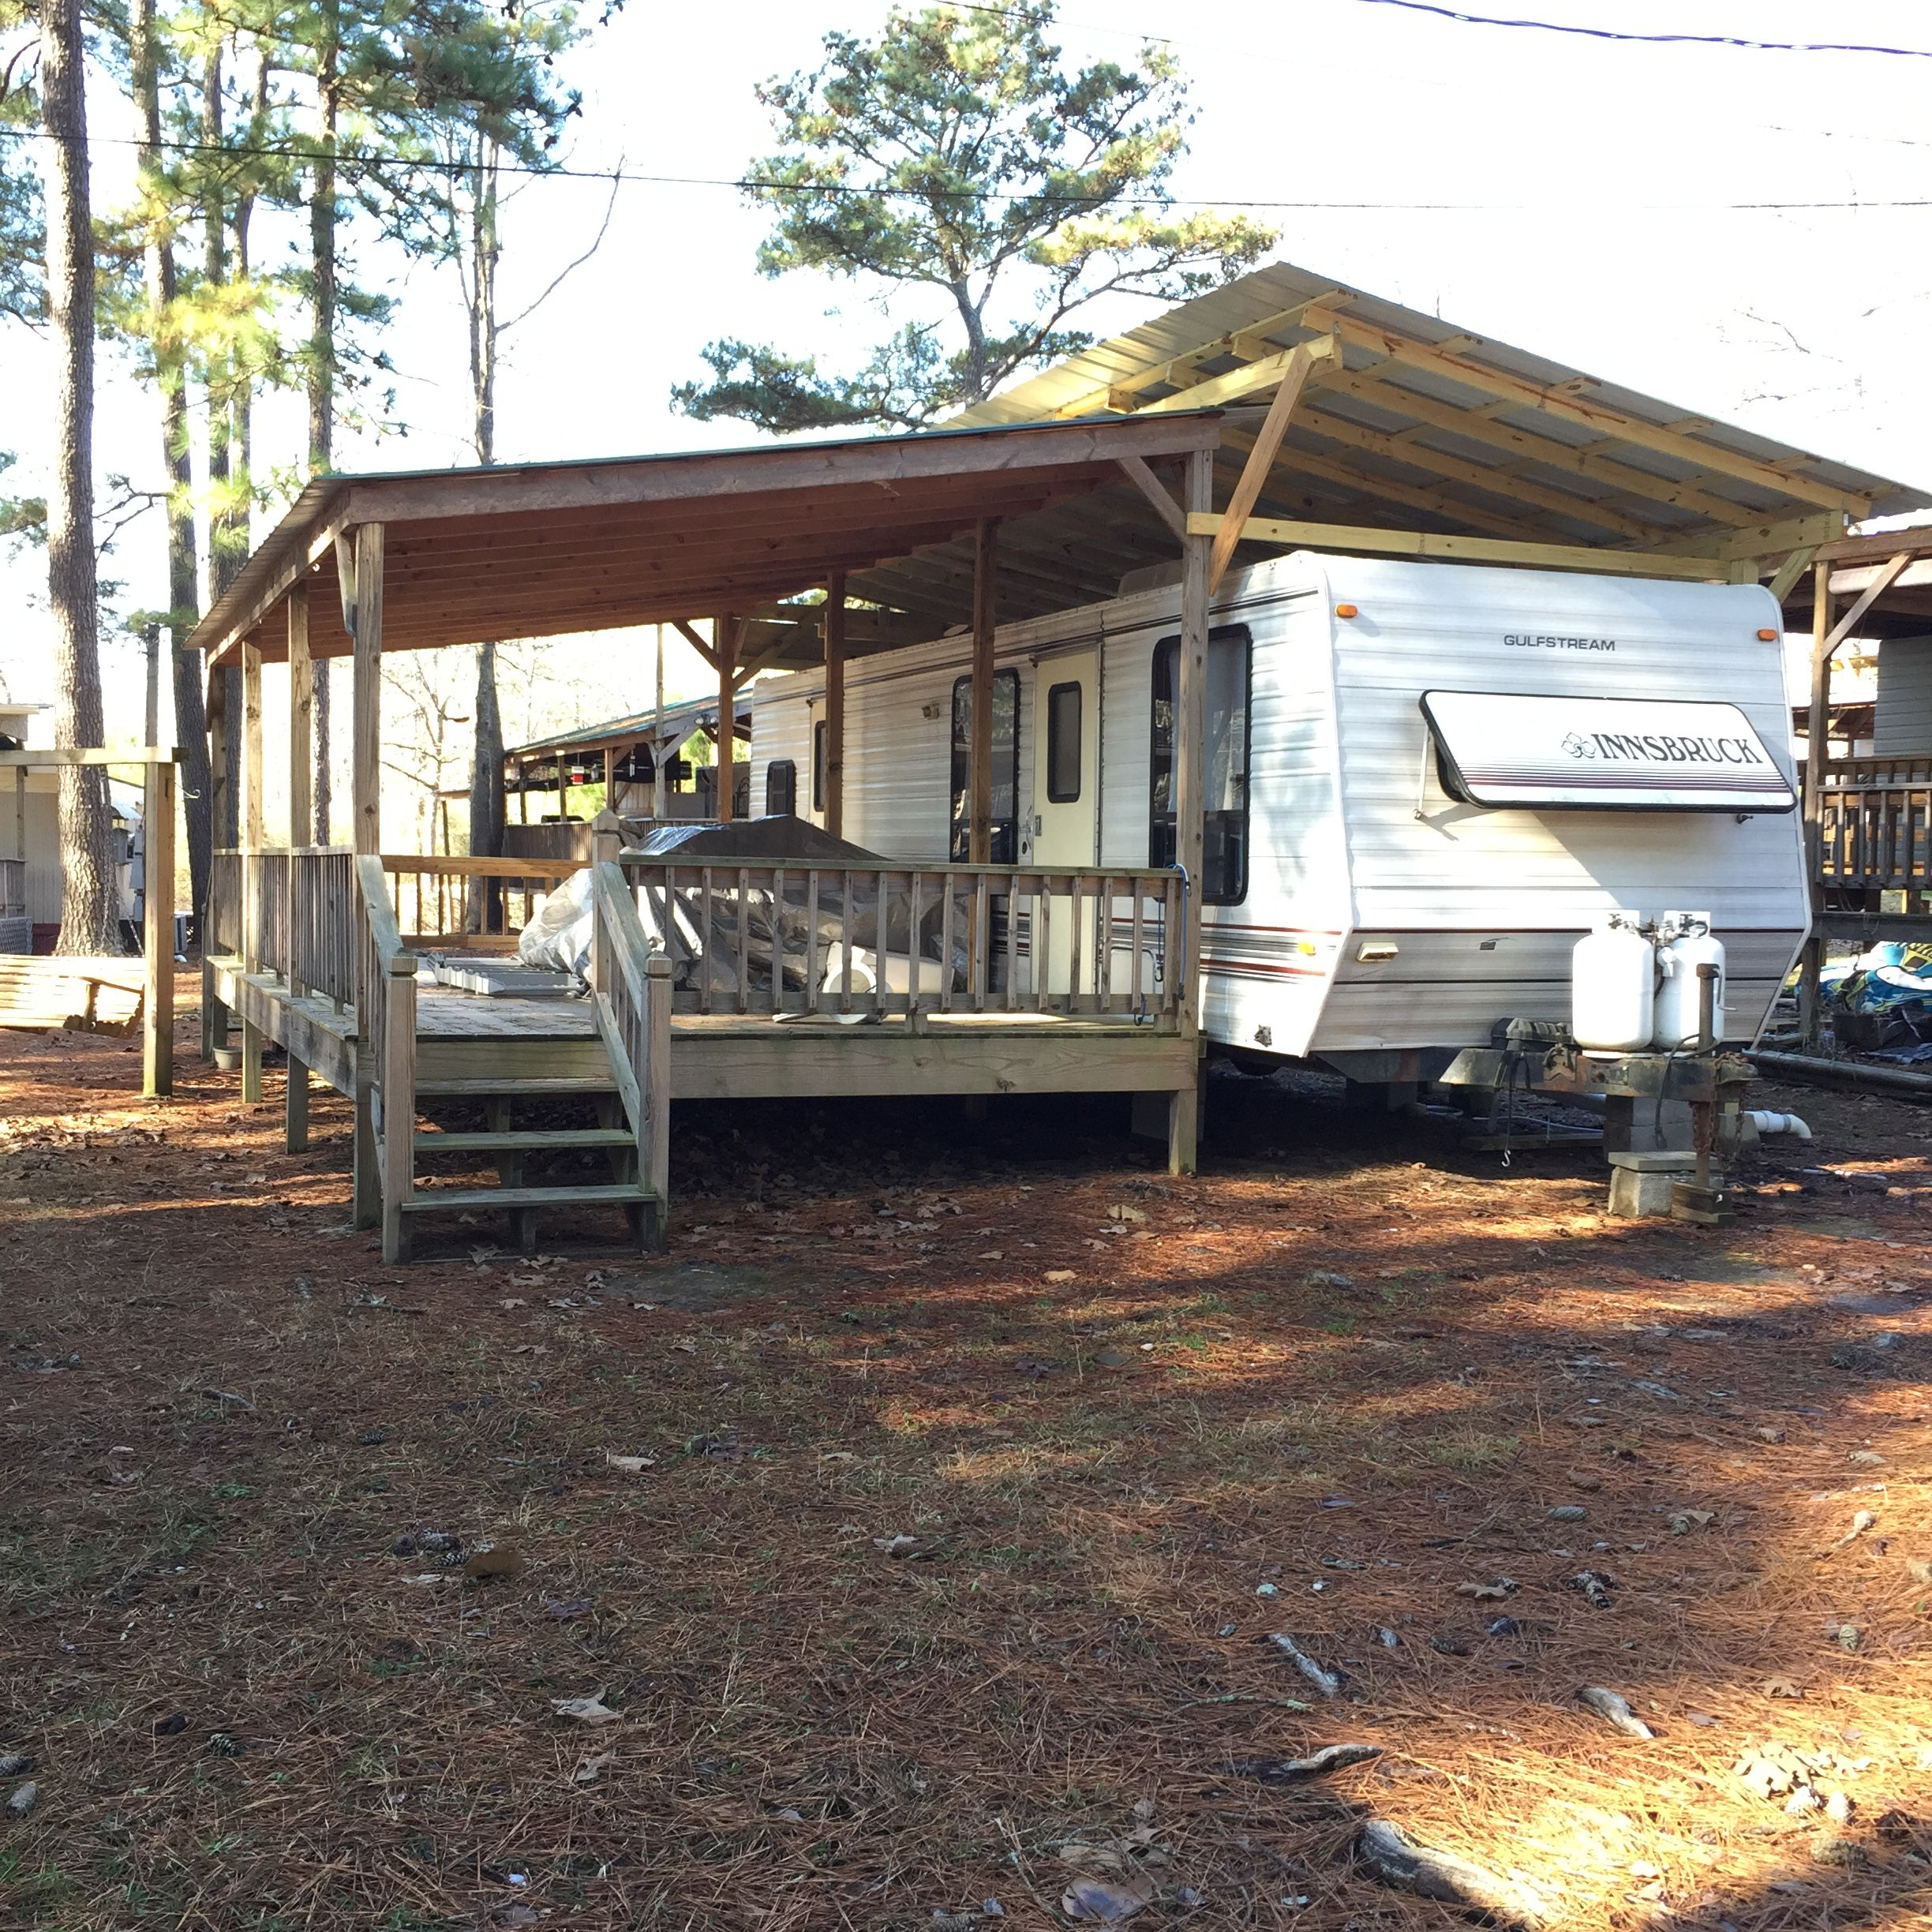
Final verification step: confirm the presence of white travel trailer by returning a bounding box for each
[748,552,1807,1076]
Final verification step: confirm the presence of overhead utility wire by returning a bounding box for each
[1346,0,1932,58]
[0,125,1926,211]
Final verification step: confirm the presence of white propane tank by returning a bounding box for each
[1572,910,1655,1051]
[1654,910,1727,1050]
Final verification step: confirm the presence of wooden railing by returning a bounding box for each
[0,856,23,919]
[382,854,578,944]
[590,861,672,1236]
[210,849,358,1007]
[356,853,417,1262]
[1816,762,1931,894]
[616,859,1181,1023]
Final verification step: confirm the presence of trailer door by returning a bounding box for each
[1028,652,1098,867]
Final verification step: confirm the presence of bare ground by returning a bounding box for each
[2,994,1930,1931]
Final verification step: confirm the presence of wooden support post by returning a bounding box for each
[380,952,416,1264]
[1170,447,1213,1177]
[824,572,846,838]
[239,637,264,1104]
[348,523,384,1230]
[141,758,175,1099]
[717,616,736,826]
[643,953,672,1249]
[1799,559,1832,1050]
[653,623,668,821]
[969,519,997,864]
[286,584,313,1148]
[202,664,229,1059]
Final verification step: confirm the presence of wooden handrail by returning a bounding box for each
[354,852,417,1262]
[357,853,410,968]
[589,859,670,1249]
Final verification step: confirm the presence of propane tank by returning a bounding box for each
[1572,910,1655,1051]
[1654,910,1727,1050]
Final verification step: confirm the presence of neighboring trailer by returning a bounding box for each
[749,553,1807,1067]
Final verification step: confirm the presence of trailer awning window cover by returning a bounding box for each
[1421,691,1797,813]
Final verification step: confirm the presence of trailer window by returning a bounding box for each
[1045,681,1082,803]
[949,670,1020,862]
[1149,627,1251,903]
[811,721,827,813]
[765,759,797,817]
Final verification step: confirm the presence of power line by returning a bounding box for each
[1346,1,1932,58]
[0,124,1927,212]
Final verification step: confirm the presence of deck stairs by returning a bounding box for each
[388,1027,660,1256]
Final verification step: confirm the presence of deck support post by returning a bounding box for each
[1799,559,1832,1050]
[824,572,845,837]
[201,665,229,1060]
[969,520,997,863]
[286,584,313,1149]
[347,523,385,1230]
[240,636,264,1104]
[716,616,737,826]
[141,756,176,1098]
[652,625,667,820]
[380,952,417,1264]
[642,953,672,1249]
[1169,446,1213,1176]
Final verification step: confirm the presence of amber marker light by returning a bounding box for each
[1335,603,1359,619]
[1756,627,1779,641]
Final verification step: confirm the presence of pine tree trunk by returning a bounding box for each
[464,137,506,931]
[43,0,122,956]
[308,0,340,848]
[135,0,212,942]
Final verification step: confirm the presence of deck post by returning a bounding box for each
[1168,446,1213,1176]
[715,616,736,826]
[240,635,264,1104]
[644,953,672,1248]
[201,664,229,1060]
[969,519,997,863]
[347,523,385,1230]
[824,573,845,837]
[380,952,417,1264]
[141,755,176,1098]
[653,624,667,821]
[286,583,313,1149]
[1799,559,1831,1050]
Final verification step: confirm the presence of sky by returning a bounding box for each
[2,0,1930,747]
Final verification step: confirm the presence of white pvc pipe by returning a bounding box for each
[1747,1109,1812,1140]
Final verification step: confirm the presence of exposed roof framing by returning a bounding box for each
[187,412,1224,669]
[949,258,1926,557]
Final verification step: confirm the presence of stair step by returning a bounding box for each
[399,1181,653,1213]
[414,1076,619,1097]
[414,1128,634,1153]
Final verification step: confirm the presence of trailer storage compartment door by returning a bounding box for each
[1420,690,1797,812]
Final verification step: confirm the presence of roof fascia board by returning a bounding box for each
[336,415,1222,530]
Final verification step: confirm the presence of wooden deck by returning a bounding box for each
[207,955,1193,1104]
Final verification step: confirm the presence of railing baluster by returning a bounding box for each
[841,870,854,1013]
[972,872,990,1013]
[736,866,751,1015]
[907,869,923,1020]
[940,873,956,1013]
[805,869,820,1017]
[701,867,715,1016]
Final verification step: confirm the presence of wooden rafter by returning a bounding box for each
[1187,512,1731,582]
[1823,552,1914,655]
[1227,440,1554,545]
[1115,456,1187,542]
[1209,342,1327,594]
[1140,335,1336,417]
[672,618,719,672]
[1303,304,1874,519]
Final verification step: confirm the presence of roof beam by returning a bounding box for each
[1230,441,1556,544]
[1209,339,1320,600]
[1291,401,1668,545]
[1139,335,1336,417]
[1304,304,1875,519]
[1310,365,1762,526]
[1186,511,1732,582]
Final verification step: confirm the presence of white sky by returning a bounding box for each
[2,0,1930,743]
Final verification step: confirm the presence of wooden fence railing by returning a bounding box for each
[382,854,580,943]
[1816,769,1931,894]
[590,862,672,1229]
[616,859,1181,1022]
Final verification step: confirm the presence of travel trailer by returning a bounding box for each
[748,552,1808,1076]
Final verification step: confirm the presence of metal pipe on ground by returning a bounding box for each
[1750,1049,1932,1101]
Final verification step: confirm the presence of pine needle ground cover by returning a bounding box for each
[2,1004,1930,1930]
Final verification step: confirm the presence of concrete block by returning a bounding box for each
[1608,1166,1679,1217]
[1608,1150,1699,1174]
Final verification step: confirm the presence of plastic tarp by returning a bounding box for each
[517,867,595,983]
[1823,939,1932,1057]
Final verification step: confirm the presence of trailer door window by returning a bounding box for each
[949,670,1020,862]
[1045,680,1083,803]
[1149,626,1251,903]
[811,720,828,813]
